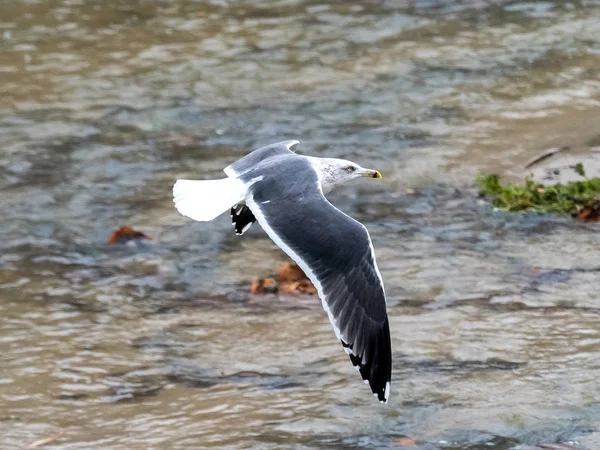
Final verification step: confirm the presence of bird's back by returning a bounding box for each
[224,140,298,178]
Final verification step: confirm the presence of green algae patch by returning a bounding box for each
[477,173,600,218]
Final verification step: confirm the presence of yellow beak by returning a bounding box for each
[362,169,382,178]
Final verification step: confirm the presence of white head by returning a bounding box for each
[306,157,382,194]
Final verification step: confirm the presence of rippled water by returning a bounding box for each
[2,1,600,449]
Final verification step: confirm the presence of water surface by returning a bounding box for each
[2,1,600,449]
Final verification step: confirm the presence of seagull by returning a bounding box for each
[173,140,392,403]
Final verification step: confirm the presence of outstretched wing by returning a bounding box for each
[224,140,299,178]
[242,155,391,403]
[221,140,297,235]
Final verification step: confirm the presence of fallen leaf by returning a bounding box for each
[168,133,196,147]
[278,281,301,294]
[576,205,600,221]
[263,278,277,290]
[250,278,278,294]
[250,279,261,295]
[395,436,417,446]
[108,226,152,244]
[278,262,307,282]
[295,279,317,295]
[251,262,317,295]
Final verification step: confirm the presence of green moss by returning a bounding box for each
[477,173,600,215]
[574,163,586,177]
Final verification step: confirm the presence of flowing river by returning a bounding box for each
[1,1,600,448]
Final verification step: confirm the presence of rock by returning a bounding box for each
[527,147,600,186]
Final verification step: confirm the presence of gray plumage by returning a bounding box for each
[174,140,391,403]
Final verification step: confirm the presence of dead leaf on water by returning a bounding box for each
[395,436,417,446]
[278,262,308,282]
[251,277,278,294]
[576,204,600,221]
[108,225,152,244]
[278,279,317,295]
[251,262,317,295]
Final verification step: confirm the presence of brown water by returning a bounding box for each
[2,1,600,449]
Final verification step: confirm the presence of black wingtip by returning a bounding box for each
[343,317,392,403]
[231,203,257,235]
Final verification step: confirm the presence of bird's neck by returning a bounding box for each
[305,156,346,194]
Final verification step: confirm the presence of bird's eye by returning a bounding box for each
[345,166,356,173]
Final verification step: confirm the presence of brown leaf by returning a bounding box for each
[395,436,417,446]
[577,206,600,221]
[278,281,300,294]
[263,278,277,291]
[250,279,261,295]
[251,262,317,295]
[295,280,318,295]
[278,262,308,282]
[108,226,152,244]
[250,278,278,294]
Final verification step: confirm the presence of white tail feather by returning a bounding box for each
[173,178,246,222]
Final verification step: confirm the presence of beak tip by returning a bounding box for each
[373,171,382,179]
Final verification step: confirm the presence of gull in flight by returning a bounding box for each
[173,140,392,403]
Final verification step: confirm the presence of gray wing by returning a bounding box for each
[243,156,391,403]
[225,140,298,235]
[224,140,299,178]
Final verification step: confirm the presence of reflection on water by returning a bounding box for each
[1,0,600,448]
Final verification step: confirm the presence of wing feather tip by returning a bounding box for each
[283,139,300,150]
[343,318,391,404]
